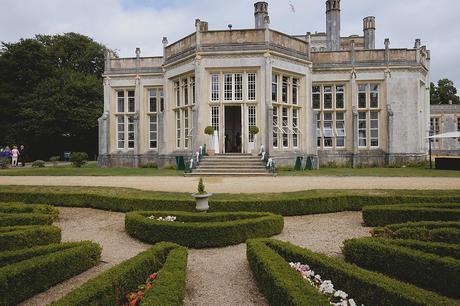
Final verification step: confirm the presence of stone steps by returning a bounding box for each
[186,154,272,177]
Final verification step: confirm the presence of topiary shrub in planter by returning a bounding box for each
[0,241,101,306]
[247,239,458,306]
[51,242,187,306]
[70,152,89,168]
[362,203,460,226]
[343,238,460,298]
[125,211,284,248]
[0,225,61,251]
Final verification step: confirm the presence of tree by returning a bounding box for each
[0,33,106,160]
[430,78,460,105]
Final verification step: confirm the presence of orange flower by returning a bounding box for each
[146,282,152,289]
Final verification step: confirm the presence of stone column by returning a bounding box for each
[264,53,273,156]
[350,70,358,168]
[387,104,394,164]
[134,76,141,167]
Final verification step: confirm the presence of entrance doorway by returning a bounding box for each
[225,106,242,153]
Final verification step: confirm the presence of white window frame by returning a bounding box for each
[370,111,379,148]
[175,110,181,148]
[273,106,279,148]
[358,111,367,148]
[149,114,158,149]
[117,116,125,149]
[211,74,220,101]
[370,84,379,109]
[248,73,256,101]
[248,105,256,142]
[211,106,219,132]
[272,74,278,102]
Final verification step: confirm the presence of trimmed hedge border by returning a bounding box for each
[0,241,101,306]
[0,242,90,267]
[247,239,458,306]
[1,188,460,216]
[362,203,460,226]
[125,211,284,248]
[366,238,460,260]
[51,242,187,306]
[0,225,61,251]
[372,221,460,244]
[0,202,59,218]
[343,238,460,298]
[0,212,55,226]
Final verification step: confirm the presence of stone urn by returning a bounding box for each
[192,193,213,212]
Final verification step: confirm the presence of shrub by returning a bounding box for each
[0,242,89,267]
[0,241,101,306]
[51,242,187,306]
[372,221,460,243]
[362,203,460,226]
[141,163,158,169]
[343,238,460,298]
[0,187,459,217]
[0,212,55,226]
[49,156,60,167]
[0,225,61,251]
[249,126,259,135]
[70,152,88,168]
[32,160,45,168]
[247,239,457,306]
[0,157,9,169]
[126,211,284,248]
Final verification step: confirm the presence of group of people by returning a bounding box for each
[0,145,26,167]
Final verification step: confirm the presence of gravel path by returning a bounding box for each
[1,176,459,193]
[19,208,370,306]
[19,208,150,306]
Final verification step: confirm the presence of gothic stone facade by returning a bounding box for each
[430,104,460,155]
[98,0,431,168]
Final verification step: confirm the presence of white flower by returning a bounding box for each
[334,290,348,300]
[348,299,357,306]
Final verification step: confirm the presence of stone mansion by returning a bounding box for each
[98,0,431,168]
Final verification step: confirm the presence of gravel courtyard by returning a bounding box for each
[20,207,370,306]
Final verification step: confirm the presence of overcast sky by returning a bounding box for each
[1,0,459,90]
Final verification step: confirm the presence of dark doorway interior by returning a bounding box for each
[225,106,242,153]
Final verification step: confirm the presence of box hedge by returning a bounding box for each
[0,187,460,216]
[247,239,458,306]
[366,238,460,260]
[0,212,55,226]
[342,238,460,298]
[51,242,187,306]
[0,242,89,267]
[0,202,59,218]
[125,211,284,248]
[362,203,460,226]
[372,221,460,244]
[0,241,101,306]
[0,225,61,251]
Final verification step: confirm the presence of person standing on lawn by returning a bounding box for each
[11,146,19,167]
[18,145,26,167]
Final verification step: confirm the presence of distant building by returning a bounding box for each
[99,0,431,168]
[430,104,460,155]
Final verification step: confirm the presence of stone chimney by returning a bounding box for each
[363,16,376,49]
[326,0,341,51]
[254,1,269,29]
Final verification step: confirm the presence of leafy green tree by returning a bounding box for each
[430,78,460,105]
[0,33,106,160]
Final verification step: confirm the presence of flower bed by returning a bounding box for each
[289,262,359,306]
[246,239,458,306]
[125,211,284,248]
[372,221,460,244]
[0,225,61,251]
[362,203,460,226]
[51,242,187,306]
[1,186,459,216]
[343,238,460,298]
[0,241,101,305]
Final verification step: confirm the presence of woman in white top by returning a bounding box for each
[11,146,19,167]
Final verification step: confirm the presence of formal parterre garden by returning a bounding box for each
[0,185,459,305]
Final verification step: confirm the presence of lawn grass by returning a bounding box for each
[278,167,460,177]
[0,185,458,202]
[0,162,182,177]
[1,162,459,177]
